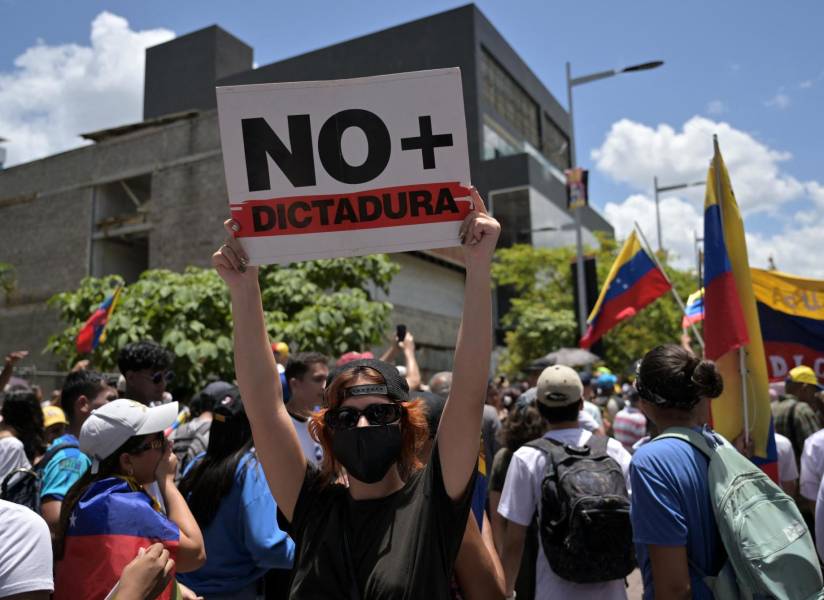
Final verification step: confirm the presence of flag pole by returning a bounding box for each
[713,134,750,445]
[633,221,705,351]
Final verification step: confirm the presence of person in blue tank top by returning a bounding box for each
[178,386,295,600]
[630,344,725,600]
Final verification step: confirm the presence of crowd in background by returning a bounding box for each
[1,203,823,599]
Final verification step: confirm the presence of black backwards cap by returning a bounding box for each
[325,358,409,404]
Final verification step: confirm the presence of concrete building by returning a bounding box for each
[0,4,611,386]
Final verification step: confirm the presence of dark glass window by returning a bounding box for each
[541,112,570,171]
[480,48,540,149]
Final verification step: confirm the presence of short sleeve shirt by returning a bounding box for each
[630,432,721,600]
[286,444,476,599]
[498,429,631,600]
[40,434,90,500]
[800,429,824,500]
[0,436,30,482]
[776,433,799,485]
[773,396,822,461]
[290,415,324,465]
[0,500,53,596]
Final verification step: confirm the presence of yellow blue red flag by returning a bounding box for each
[75,286,121,354]
[580,230,671,348]
[751,269,824,381]
[703,140,774,475]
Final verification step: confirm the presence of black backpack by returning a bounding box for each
[172,419,211,482]
[526,435,635,583]
[0,441,79,512]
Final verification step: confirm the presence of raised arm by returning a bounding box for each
[212,220,307,520]
[437,189,500,500]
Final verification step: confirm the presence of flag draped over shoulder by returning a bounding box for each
[54,477,180,600]
[703,142,775,471]
[76,287,121,354]
[752,268,824,381]
[580,230,671,348]
[681,288,705,329]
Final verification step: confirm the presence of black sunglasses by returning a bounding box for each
[146,370,174,385]
[130,435,166,454]
[324,403,403,431]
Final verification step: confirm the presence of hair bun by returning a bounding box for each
[691,360,724,399]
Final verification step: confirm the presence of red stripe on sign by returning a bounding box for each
[230,182,472,237]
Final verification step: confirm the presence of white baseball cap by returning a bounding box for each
[536,365,584,407]
[80,399,178,473]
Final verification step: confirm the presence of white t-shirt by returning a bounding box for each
[583,400,604,427]
[0,436,30,483]
[0,500,53,596]
[776,433,799,484]
[800,429,824,500]
[290,415,323,465]
[815,473,824,562]
[498,428,632,600]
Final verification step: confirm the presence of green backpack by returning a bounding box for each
[656,427,824,600]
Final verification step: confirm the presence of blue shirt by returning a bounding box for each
[41,434,90,500]
[178,451,295,595]
[630,431,721,600]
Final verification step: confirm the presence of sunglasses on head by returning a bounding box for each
[324,403,403,431]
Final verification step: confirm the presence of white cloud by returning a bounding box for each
[604,194,702,270]
[706,100,727,115]
[765,92,791,110]
[594,116,824,277]
[604,194,824,277]
[800,80,814,89]
[591,116,806,216]
[0,12,174,167]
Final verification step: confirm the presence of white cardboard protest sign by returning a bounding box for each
[216,68,473,265]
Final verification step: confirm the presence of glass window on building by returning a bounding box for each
[541,112,570,171]
[482,117,520,160]
[480,48,540,149]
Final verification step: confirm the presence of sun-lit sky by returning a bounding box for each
[2,0,823,275]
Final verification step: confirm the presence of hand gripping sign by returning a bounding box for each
[216,68,473,265]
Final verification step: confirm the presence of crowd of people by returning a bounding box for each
[0,192,823,599]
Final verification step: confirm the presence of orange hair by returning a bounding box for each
[308,366,428,487]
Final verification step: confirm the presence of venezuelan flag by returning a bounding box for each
[681,288,705,329]
[76,286,121,354]
[580,230,671,348]
[751,268,824,382]
[703,140,775,474]
[54,477,180,600]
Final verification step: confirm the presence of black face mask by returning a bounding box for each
[331,424,402,484]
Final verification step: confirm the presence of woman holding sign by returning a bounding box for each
[213,188,500,599]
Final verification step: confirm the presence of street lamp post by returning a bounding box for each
[566,60,664,337]
[653,178,705,252]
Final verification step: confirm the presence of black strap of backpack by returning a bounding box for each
[35,441,80,473]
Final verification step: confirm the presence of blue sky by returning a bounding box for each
[2,0,823,274]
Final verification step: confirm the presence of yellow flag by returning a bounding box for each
[707,140,771,458]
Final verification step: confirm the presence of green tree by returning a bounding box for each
[46,256,399,398]
[492,235,698,377]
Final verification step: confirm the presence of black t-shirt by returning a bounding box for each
[286,446,476,599]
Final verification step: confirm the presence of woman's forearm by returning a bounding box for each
[157,478,205,572]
